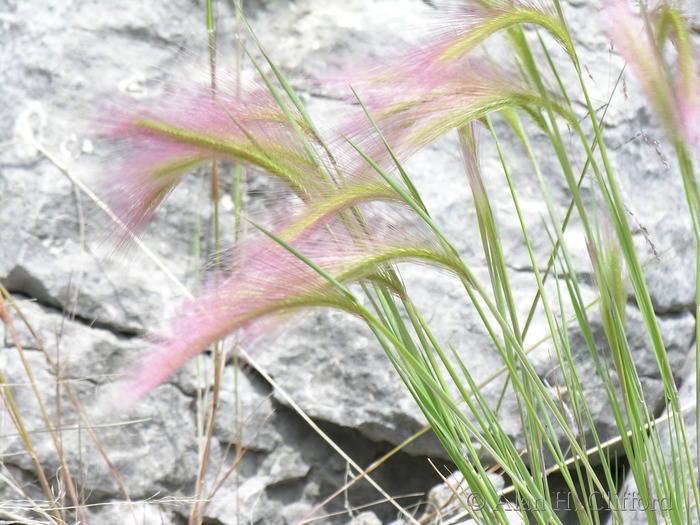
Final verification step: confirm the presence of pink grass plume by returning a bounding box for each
[120,217,464,403]
[602,0,700,148]
[102,80,330,241]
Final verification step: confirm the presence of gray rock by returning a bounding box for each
[0,0,227,334]
[2,0,700,524]
[206,475,283,525]
[0,296,200,511]
[255,307,445,456]
[246,0,432,94]
[425,471,506,524]
[345,511,383,525]
[82,501,181,525]
[259,444,311,484]
[174,355,280,452]
[283,501,316,524]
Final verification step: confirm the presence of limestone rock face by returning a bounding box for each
[1,0,697,524]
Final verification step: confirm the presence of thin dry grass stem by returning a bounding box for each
[298,494,423,524]
[192,12,224,495]
[426,459,492,524]
[189,343,225,525]
[181,4,233,503]
[31,139,190,298]
[197,442,247,517]
[0,293,64,523]
[204,401,267,504]
[0,286,139,524]
[239,349,420,525]
[54,276,87,524]
[0,467,53,521]
[0,513,51,524]
[297,426,433,524]
[0,384,58,522]
[0,417,153,439]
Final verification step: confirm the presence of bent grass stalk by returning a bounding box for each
[191,1,222,522]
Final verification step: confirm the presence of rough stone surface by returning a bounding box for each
[345,512,383,525]
[1,0,699,524]
[82,501,181,525]
[422,471,506,524]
